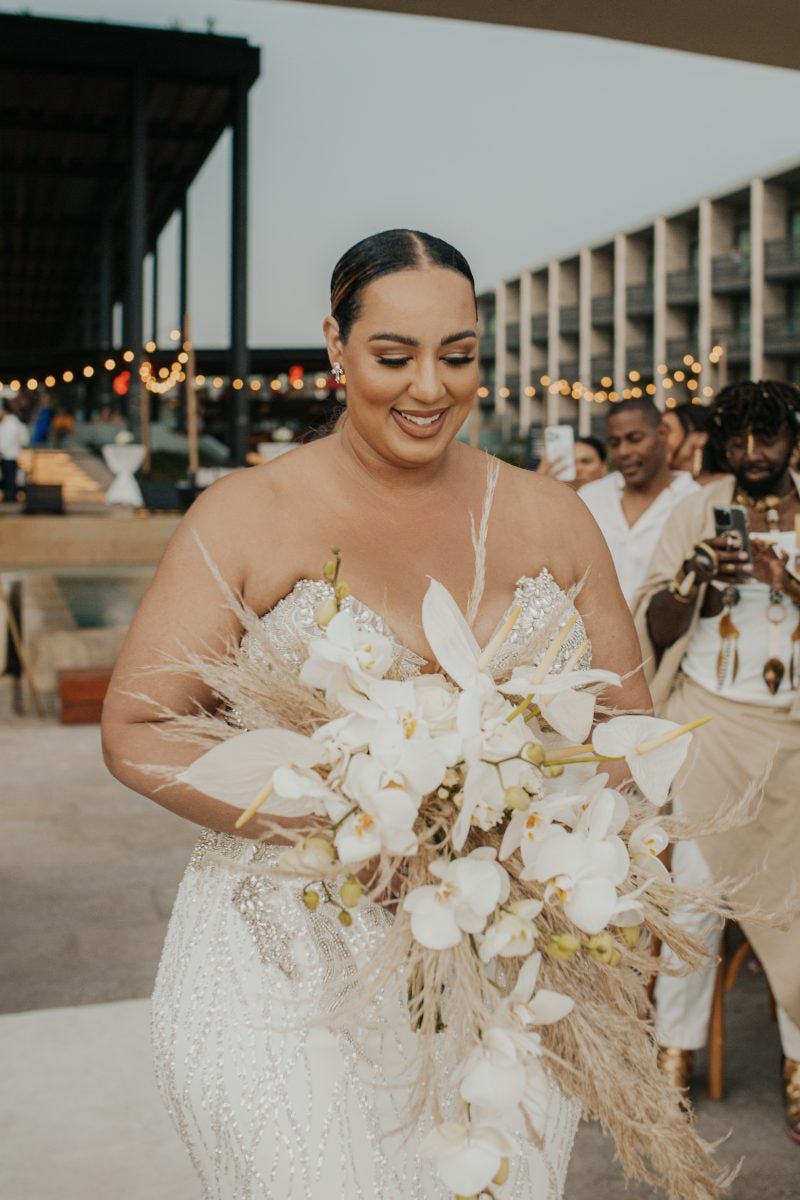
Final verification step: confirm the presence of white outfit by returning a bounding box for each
[0,412,29,458]
[655,838,800,1059]
[682,529,798,707]
[152,572,588,1200]
[579,471,699,605]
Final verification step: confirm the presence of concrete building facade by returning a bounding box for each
[477,159,800,438]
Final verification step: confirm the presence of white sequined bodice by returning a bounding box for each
[152,569,586,1199]
[243,569,590,681]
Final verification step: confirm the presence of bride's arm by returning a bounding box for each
[101,474,304,839]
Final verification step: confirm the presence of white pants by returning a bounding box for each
[655,839,800,1060]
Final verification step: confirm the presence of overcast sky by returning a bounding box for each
[11,0,800,346]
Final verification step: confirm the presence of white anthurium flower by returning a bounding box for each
[508,951,576,1027]
[299,610,394,704]
[402,847,510,950]
[522,826,621,935]
[479,899,542,962]
[419,1120,517,1196]
[178,728,323,815]
[459,1026,528,1111]
[410,673,461,734]
[629,818,671,881]
[499,667,621,744]
[592,715,697,808]
[342,755,420,856]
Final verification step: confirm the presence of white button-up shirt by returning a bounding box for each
[578,470,699,605]
[0,413,29,460]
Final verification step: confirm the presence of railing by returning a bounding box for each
[712,253,750,292]
[667,269,698,305]
[711,329,750,362]
[559,306,580,335]
[626,283,654,316]
[591,295,614,326]
[764,315,800,355]
[765,240,800,279]
[506,322,520,350]
[626,344,654,372]
[531,315,548,342]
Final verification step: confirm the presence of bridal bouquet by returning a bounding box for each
[174,554,725,1200]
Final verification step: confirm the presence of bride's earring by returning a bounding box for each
[332,361,344,385]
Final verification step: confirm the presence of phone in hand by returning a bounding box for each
[713,504,752,559]
[544,424,576,482]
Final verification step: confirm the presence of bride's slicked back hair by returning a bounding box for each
[330,229,476,342]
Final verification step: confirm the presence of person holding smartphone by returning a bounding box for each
[634,380,800,1142]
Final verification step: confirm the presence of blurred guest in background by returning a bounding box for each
[574,435,608,487]
[662,401,728,486]
[30,393,53,447]
[579,397,698,603]
[0,397,29,503]
[635,380,800,1139]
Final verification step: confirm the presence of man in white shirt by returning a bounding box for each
[0,398,30,503]
[578,398,699,604]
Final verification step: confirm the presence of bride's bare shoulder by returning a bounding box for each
[497,458,604,553]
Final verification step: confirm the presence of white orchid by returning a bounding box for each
[500,792,581,864]
[410,673,460,733]
[459,1026,527,1111]
[507,951,575,1028]
[403,847,510,950]
[521,826,621,935]
[341,754,421,856]
[592,714,709,808]
[177,728,324,827]
[334,810,384,863]
[420,1120,517,1196]
[299,609,394,704]
[629,817,670,881]
[479,899,542,963]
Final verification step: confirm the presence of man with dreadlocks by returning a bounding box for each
[633,380,800,1141]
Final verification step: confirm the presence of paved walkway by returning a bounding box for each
[1,721,796,1197]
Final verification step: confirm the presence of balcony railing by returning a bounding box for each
[626,343,654,373]
[504,374,521,400]
[559,306,580,335]
[667,269,699,305]
[712,253,750,293]
[506,322,520,351]
[591,295,614,326]
[591,356,614,382]
[712,328,750,363]
[531,315,548,342]
[559,361,579,383]
[666,339,698,365]
[764,315,800,356]
[765,240,800,281]
[626,283,654,316]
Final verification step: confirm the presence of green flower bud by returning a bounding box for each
[546,932,581,961]
[504,786,529,811]
[301,888,320,911]
[334,581,350,601]
[524,743,546,765]
[619,924,642,949]
[585,932,621,965]
[338,909,353,927]
[493,1157,510,1185]
[303,835,336,865]
[339,876,363,909]
[315,596,339,628]
[322,560,337,581]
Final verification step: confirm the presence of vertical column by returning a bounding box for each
[96,215,113,416]
[494,283,507,416]
[750,178,764,380]
[546,261,560,426]
[613,234,627,392]
[578,247,592,435]
[178,198,189,433]
[518,271,532,435]
[123,67,147,449]
[150,245,159,345]
[698,199,713,397]
[653,218,667,410]
[230,78,251,463]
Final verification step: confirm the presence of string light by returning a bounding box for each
[145,341,156,353]
[10,380,20,391]
[122,350,134,363]
[82,365,94,378]
[45,375,56,388]
[104,358,115,371]
[26,378,38,390]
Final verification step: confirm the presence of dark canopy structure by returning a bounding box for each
[0,12,259,456]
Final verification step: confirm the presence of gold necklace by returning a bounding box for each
[733,486,795,530]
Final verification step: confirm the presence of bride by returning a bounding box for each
[101,229,650,1199]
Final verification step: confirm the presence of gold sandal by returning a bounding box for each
[657,1046,694,1100]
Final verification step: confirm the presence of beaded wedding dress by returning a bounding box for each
[152,572,589,1199]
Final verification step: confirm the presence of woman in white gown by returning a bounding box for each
[102,230,650,1199]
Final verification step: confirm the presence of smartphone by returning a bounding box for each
[713,504,752,559]
[544,424,576,482]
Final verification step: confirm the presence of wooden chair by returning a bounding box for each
[707,922,777,1100]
